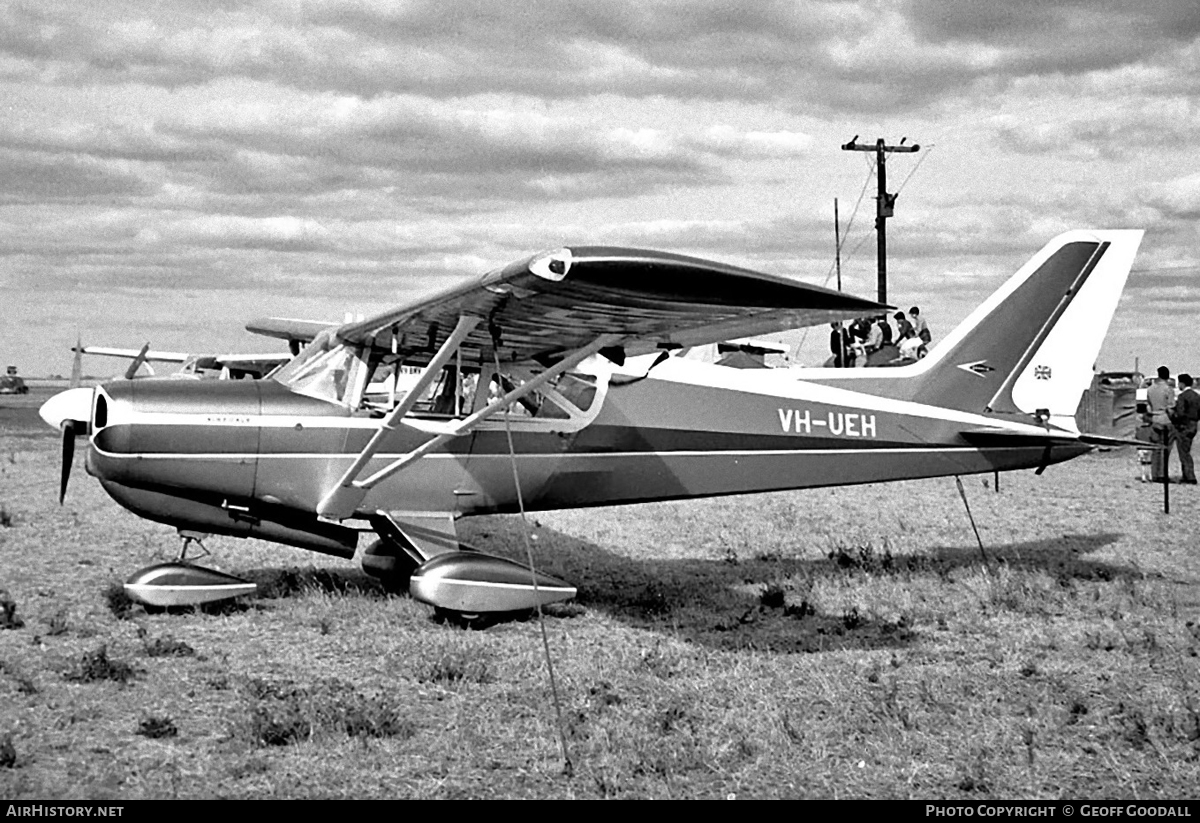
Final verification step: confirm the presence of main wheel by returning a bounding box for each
[360,539,419,593]
[433,607,494,629]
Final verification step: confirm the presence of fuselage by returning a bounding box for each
[83,358,1087,554]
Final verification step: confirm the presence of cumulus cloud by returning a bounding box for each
[146,214,332,251]
[1142,172,1200,219]
[990,94,1200,160]
[5,0,1195,112]
[2,1,1199,375]
[133,91,821,202]
[0,147,155,200]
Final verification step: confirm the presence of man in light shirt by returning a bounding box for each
[1147,365,1176,482]
[909,306,931,347]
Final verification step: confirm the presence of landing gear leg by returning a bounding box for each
[177,530,211,563]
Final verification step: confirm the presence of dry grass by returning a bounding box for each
[1,389,1199,798]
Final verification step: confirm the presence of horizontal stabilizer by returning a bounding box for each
[958,427,1078,447]
[1078,433,1164,450]
[959,427,1162,450]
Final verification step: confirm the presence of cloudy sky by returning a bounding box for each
[2,0,1198,378]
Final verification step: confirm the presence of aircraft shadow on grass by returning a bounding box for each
[180,523,1134,654]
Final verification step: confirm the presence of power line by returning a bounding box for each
[895,144,934,195]
[1131,264,1200,273]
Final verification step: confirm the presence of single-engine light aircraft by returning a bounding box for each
[41,230,1143,616]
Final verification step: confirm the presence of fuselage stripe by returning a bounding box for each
[90,445,1043,460]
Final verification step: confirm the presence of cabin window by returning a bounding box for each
[335,346,609,432]
[353,360,600,425]
[485,368,598,421]
[355,360,481,419]
[408,366,478,417]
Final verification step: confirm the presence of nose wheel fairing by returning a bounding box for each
[124,562,257,608]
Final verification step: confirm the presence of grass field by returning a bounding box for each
[2,387,1199,798]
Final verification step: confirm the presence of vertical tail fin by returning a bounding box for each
[879,231,1143,424]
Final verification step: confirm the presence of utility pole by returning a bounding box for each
[841,136,919,304]
[833,197,842,292]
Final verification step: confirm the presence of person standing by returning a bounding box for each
[1171,373,1200,484]
[876,315,893,347]
[849,319,869,367]
[1147,365,1176,482]
[829,322,849,368]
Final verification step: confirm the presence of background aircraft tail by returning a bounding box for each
[880,230,1142,427]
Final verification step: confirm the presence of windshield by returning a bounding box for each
[273,333,364,405]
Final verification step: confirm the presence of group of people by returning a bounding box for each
[829,306,932,368]
[1140,365,1200,484]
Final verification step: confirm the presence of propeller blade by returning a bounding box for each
[124,343,151,380]
[59,420,76,504]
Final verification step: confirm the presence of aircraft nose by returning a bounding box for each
[38,387,93,431]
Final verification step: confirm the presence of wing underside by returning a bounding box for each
[251,246,887,366]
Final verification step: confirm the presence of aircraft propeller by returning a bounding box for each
[38,387,93,504]
[124,343,152,380]
[59,419,78,503]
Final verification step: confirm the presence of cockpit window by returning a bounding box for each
[275,343,360,404]
[353,359,602,429]
[551,372,598,412]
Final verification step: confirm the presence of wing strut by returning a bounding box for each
[317,314,480,518]
[317,327,620,520]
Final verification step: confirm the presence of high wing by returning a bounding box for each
[76,345,190,364]
[75,345,291,380]
[243,318,339,349]
[250,247,887,367]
